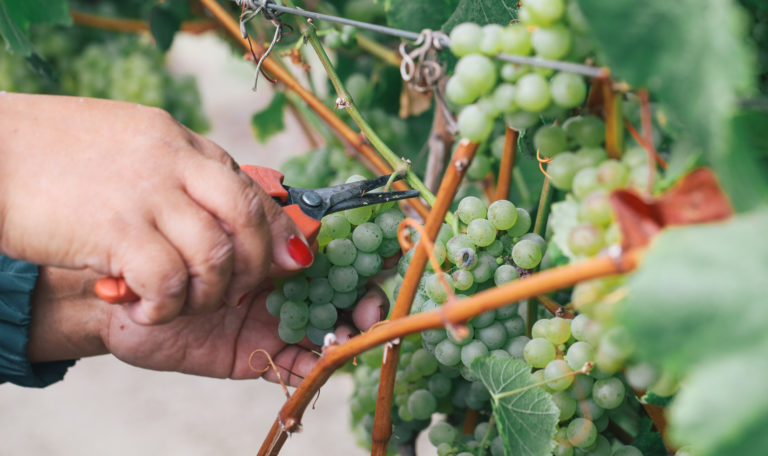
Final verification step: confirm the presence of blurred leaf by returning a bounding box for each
[668,345,768,456]
[619,208,768,377]
[578,0,757,209]
[642,391,673,408]
[149,4,181,51]
[0,0,71,56]
[385,0,458,32]
[471,356,559,456]
[631,417,669,456]
[251,91,287,143]
[441,0,518,31]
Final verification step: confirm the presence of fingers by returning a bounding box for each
[153,193,234,314]
[117,228,188,325]
[352,286,390,332]
[182,158,273,305]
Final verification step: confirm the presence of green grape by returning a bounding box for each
[452,269,475,291]
[506,335,531,359]
[352,222,384,253]
[484,239,504,257]
[550,72,587,108]
[378,238,401,258]
[523,337,556,368]
[324,30,342,49]
[552,393,577,426]
[434,339,462,366]
[344,206,373,225]
[494,264,519,285]
[506,208,533,237]
[566,1,590,33]
[503,316,526,339]
[321,213,352,239]
[422,329,447,346]
[306,324,331,346]
[566,341,596,371]
[328,265,359,292]
[266,290,286,317]
[568,223,604,256]
[308,302,338,329]
[572,167,600,200]
[278,322,306,344]
[534,124,568,159]
[505,110,540,130]
[525,0,565,25]
[544,359,575,390]
[326,238,358,266]
[628,165,650,192]
[280,300,309,329]
[487,200,518,230]
[567,418,597,448]
[592,377,625,409]
[574,147,607,169]
[531,319,550,339]
[472,253,499,283]
[458,104,494,142]
[283,276,309,301]
[625,362,659,390]
[466,380,491,409]
[466,154,494,180]
[479,24,504,55]
[427,373,452,398]
[412,348,440,376]
[515,73,552,112]
[579,190,613,226]
[492,83,518,113]
[332,289,358,309]
[567,374,594,401]
[622,145,649,168]
[374,208,405,239]
[500,63,530,83]
[545,317,572,345]
[353,251,382,277]
[450,22,483,57]
[455,54,498,96]
[428,421,457,446]
[512,239,543,269]
[563,115,605,147]
[426,272,455,304]
[500,24,533,55]
[408,389,437,420]
[596,327,634,373]
[548,152,579,191]
[467,218,497,247]
[457,196,487,224]
[477,321,508,350]
[520,233,547,252]
[308,277,334,304]
[531,25,572,60]
[596,160,630,190]
[649,371,679,397]
[305,252,331,278]
[446,75,479,106]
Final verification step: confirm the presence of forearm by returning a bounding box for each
[27,267,110,363]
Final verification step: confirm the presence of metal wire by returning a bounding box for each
[233,0,608,78]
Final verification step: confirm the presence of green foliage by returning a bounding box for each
[441,0,518,31]
[470,356,559,456]
[251,92,288,143]
[385,0,459,33]
[149,4,181,51]
[578,0,760,211]
[0,0,71,56]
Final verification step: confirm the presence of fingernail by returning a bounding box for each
[287,234,314,267]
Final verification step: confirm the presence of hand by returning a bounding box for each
[28,267,389,385]
[0,93,312,325]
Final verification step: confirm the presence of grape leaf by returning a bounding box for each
[385,0,459,33]
[619,208,768,377]
[149,5,181,51]
[577,0,759,211]
[0,0,71,56]
[251,91,287,143]
[667,345,768,456]
[441,0,518,31]
[470,356,558,456]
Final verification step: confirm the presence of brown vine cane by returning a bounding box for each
[370,139,478,456]
[198,0,430,220]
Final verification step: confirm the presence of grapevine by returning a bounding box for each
[1,1,767,456]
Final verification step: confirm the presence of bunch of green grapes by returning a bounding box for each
[445,0,594,142]
[0,28,209,133]
[265,176,405,345]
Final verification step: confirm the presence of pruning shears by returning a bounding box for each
[94,165,419,304]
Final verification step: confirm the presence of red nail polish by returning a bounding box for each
[287,234,314,267]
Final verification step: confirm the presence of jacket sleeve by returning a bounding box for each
[0,255,76,387]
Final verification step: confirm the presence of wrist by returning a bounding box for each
[27,267,110,363]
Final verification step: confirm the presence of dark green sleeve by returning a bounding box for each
[0,255,76,387]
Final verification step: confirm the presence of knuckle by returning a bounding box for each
[240,187,267,224]
[199,233,235,273]
[158,267,188,300]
